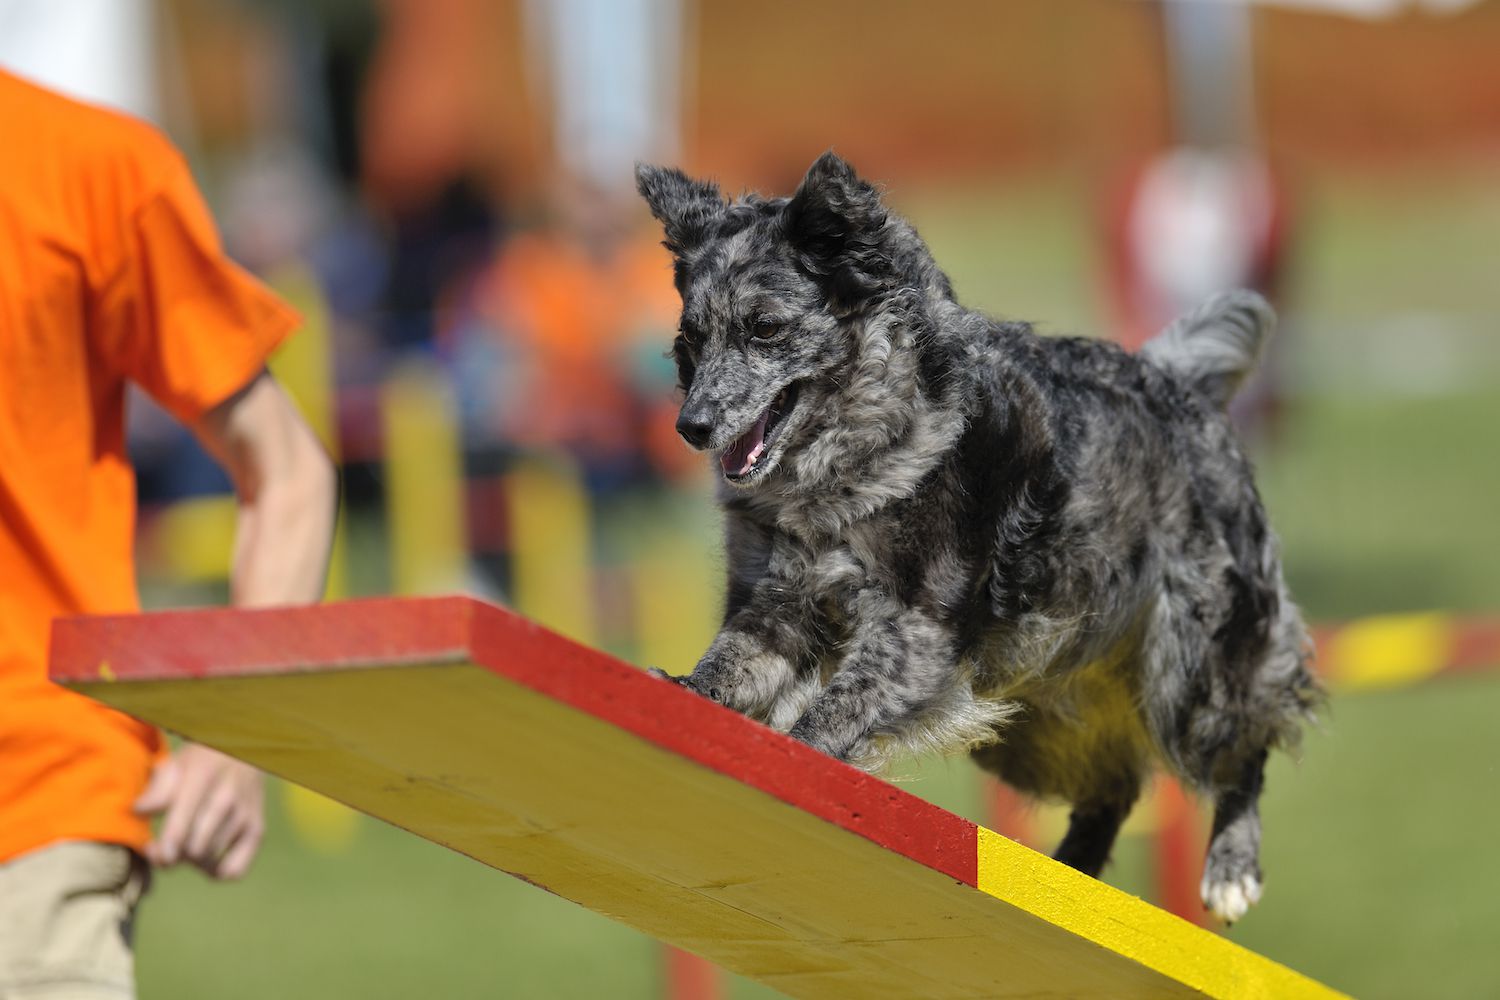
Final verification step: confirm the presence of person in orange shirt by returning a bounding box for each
[0,70,336,998]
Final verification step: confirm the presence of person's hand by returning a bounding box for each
[134,743,265,879]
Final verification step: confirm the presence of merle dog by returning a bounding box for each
[636,152,1320,922]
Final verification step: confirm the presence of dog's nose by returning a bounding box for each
[676,406,714,448]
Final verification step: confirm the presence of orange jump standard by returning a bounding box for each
[52,596,1344,1000]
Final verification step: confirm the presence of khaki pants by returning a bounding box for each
[0,843,148,1000]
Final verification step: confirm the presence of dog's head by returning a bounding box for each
[636,152,907,488]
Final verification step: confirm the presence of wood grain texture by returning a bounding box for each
[51,597,1344,999]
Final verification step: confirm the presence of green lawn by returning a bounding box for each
[135,166,1500,999]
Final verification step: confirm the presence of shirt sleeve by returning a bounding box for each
[91,143,301,424]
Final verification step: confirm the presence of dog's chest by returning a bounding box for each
[771,520,926,610]
[774,537,865,604]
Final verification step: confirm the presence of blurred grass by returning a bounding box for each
[1264,389,1500,619]
[1238,674,1500,1000]
[136,165,1500,999]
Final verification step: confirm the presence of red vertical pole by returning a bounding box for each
[1154,777,1206,925]
[985,779,1034,847]
[664,947,724,1000]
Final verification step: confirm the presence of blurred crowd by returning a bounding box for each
[52,0,699,518]
[7,0,1496,586]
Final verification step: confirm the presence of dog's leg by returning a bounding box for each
[787,599,952,761]
[683,626,796,716]
[975,707,1144,877]
[1053,800,1134,877]
[1140,570,1301,923]
[676,588,819,721]
[1200,749,1267,924]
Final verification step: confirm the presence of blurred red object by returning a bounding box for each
[1101,148,1291,353]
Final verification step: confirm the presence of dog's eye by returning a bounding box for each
[750,320,781,340]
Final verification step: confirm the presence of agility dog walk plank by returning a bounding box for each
[52,597,1343,1000]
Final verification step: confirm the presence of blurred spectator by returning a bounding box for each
[456,175,689,489]
[382,176,501,353]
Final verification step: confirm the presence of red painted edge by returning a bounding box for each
[664,947,724,1000]
[50,596,476,682]
[49,596,980,888]
[1449,621,1500,675]
[1308,626,1336,679]
[1152,777,1206,926]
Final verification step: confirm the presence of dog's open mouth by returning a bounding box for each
[720,384,799,481]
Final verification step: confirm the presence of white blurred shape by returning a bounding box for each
[1159,0,1481,18]
[0,0,158,120]
[527,0,682,193]
[1129,149,1275,316]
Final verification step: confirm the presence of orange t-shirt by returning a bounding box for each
[0,71,298,863]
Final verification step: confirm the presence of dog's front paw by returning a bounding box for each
[648,667,729,706]
[1200,857,1263,924]
[787,716,849,760]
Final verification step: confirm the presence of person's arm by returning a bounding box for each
[193,371,337,610]
[134,370,337,879]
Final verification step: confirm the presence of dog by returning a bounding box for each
[635,152,1321,923]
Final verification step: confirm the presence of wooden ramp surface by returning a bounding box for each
[51,597,1343,1000]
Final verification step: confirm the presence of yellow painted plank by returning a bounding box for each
[81,664,1192,998]
[977,829,1335,999]
[53,599,1346,999]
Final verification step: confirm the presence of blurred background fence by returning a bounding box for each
[3,1,1499,997]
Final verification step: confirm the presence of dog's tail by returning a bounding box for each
[1141,290,1275,409]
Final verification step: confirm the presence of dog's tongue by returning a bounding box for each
[721,409,770,477]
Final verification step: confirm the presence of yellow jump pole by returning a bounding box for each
[381,360,470,597]
[505,455,596,646]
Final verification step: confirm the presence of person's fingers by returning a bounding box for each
[202,814,240,872]
[152,754,216,866]
[133,757,180,815]
[138,745,266,876]
[183,779,239,864]
[212,810,265,881]
[198,792,256,873]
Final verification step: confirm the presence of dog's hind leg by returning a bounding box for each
[974,742,1142,877]
[1140,575,1311,923]
[972,669,1148,876]
[1200,748,1267,923]
[1054,798,1137,878]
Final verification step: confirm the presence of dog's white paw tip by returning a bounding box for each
[1200,872,1262,924]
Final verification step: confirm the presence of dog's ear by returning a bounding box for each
[784,151,892,307]
[636,164,725,257]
